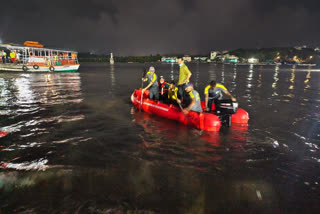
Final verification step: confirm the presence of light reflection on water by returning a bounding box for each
[0,63,319,213]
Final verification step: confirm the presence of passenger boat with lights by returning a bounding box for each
[131,89,249,131]
[0,41,80,72]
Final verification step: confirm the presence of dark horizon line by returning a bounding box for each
[78,46,319,57]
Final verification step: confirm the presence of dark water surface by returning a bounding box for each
[0,63,319,213]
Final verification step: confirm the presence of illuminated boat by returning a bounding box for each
[131,89,249,131]
[0,41,80,72]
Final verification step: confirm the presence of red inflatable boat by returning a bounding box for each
[131,89,249,131]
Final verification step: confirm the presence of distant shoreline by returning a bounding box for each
[79,60,317,67]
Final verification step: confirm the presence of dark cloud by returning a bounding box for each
[252,0,320,14]
[0,0,319,55]
[179,0,197,12]
[0,0,119,22]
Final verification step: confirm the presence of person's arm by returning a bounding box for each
[144,82,153,90]
[183,67,192,84]
[204,86,210,111]
[184,98,196,114]
[143,73,156,91]
[172,88,178,100]
[205,93,209,111]
[224,90,236,101]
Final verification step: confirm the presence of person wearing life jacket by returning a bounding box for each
[168,80,178,104]
[10,50,16,63]
[204,80,236,112]
[54,53,58,65]
[0,50,3,63]
[177,82,203,114]
[142,66,159,100]
[158,76,169,103]
[177,57,192,100]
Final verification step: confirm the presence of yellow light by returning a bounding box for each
[310,56,313,59]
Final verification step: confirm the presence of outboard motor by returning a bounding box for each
[215,99,238,127]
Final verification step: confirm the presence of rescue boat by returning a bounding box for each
[131,89,249,131]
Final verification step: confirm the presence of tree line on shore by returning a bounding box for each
[78,53,162,63]
[78,47,320,64]
[229,47,319,64]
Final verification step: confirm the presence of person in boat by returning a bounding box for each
[142,66,159,100]
[177,57,192,100]
[15,51,21,64]
[10,50,16,63]
[204,80,237,112]
[158,76,170,103]
[2,50,7,64]
[168,80,178,104]
[177,82,203,114]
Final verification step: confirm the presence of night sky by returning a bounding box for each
[1,0,320,55]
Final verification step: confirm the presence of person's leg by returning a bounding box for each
[177,83,185,100]
[154,88,159,100]
[149,89,154,100]
[159,94,164,102]
[214,99,220,113]
[207,99,214,112]
[163,92,168,104]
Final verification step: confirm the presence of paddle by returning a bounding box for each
[177,100,190,124]
[140,68,147,112]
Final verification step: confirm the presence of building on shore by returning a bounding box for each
[161,57,177,63]
[210,51,220,60]
[194,56,208,62]
[222,54,239,63]
[183,55,192,62]
[294,45,307,50]
[248,57,259,64]
[110,53,114,65]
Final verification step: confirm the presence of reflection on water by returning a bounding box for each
[272,66,279,97]
[194,63,200,88]
[109,64,116,97]
[230,64,237,93]
[289,69,295,90]
[304,71,311,90]
[170,63,174,80]
[0,63,319,213]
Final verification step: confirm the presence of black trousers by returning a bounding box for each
[149,87,159,100]
[177,83,186,100]
[207,99,220,111]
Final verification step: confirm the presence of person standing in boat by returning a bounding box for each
[177,57,192,100]
[158,76,169,103]
[177,82,202,114]
[204,80,236,112]
[142,66,159,100]
[15,51,21,64]
[2,50,7,64]
[0,50,3,63]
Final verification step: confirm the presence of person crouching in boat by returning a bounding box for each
[204,80,236,112]
[158,76,169,103]
[177,82,203,114]
[142,66,159,100]
[168,80,178,105]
